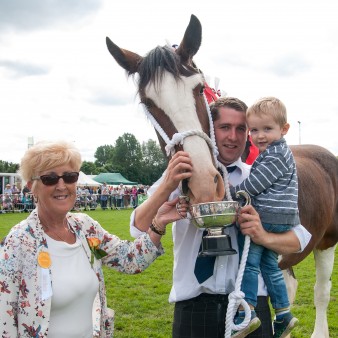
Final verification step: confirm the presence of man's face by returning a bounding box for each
[213,106,248,166]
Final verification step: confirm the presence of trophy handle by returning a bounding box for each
[235,190,251,207]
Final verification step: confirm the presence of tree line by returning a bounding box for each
[1,133,168,186]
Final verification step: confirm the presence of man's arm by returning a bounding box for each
[238,205,311,254]
[133,151,193,232]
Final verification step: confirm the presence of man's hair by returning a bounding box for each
[209,97,248,122]
[247,96,287,127]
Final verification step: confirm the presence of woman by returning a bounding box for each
[0,141,189,338]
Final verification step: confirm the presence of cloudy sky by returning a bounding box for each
[1,0,337,164]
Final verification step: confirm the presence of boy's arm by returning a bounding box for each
[233,153,288,197]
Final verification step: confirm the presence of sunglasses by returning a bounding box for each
[32,172,79,186]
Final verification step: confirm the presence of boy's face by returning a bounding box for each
[247,114,290,153]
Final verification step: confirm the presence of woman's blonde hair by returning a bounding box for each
[19,140,82,183]
[247,97,287,127]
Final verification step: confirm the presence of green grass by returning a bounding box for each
[0,209,337,337]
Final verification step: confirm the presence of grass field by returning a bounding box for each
[0,209,337,337]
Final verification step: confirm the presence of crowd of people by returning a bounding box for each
[0,183,35,213]
[75,183,148,211]
[1,182,149,213]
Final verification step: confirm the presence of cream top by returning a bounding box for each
[46,235,99,338]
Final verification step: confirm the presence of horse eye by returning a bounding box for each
[199,85,205,95]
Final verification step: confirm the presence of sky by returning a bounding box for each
[1,0,337,164]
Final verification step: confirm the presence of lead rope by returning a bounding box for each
[202,95,251,337]
[142,94,251,338]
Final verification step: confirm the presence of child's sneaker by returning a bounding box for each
[231,310,261,338]
[273,312,299,338]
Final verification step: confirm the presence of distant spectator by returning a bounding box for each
[12,184,20,194]
[2,193,13,211]
[111,187,118,209]
[100,183,109,210]
[131,186,138,208]
[118,184,125,209]
[22,184,31,195]
[4,184,12,195]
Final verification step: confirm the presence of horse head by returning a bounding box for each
[106,14,225,204]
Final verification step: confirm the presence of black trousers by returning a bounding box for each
[173,294,273,338]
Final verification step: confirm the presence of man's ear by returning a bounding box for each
[281,123,290,136]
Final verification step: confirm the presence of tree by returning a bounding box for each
[141,140,167,185]
[81,161,99,175]
[112,133,143,182]
[94,145,115,167]
[0,160,19,173]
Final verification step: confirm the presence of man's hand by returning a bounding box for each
[238,205,301,254]
[163,151,193,193]
[238,205,267,245]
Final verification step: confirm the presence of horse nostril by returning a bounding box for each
[214,175,218,184]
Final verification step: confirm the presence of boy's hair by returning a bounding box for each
[247,97,287,127]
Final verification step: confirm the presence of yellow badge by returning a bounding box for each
[38,251,51,269]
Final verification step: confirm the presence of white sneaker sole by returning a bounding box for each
[275,317,299,338]
[232,317,261,338]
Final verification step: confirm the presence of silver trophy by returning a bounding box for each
[189,191,251,256]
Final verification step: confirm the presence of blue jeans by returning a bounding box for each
[238,222,292,310]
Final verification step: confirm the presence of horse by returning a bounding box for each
[106,14,338,338]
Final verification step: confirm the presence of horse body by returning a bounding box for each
[106,14,337,337]
[280,144,338,338]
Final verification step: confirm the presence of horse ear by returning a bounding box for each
[176,14,202,64]
[106,37,143,75]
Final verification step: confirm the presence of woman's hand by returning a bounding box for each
[148,197,189,246]
[155,196,189,227]
[162,151,193,193]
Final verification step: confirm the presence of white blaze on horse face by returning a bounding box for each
[146,72,225,203]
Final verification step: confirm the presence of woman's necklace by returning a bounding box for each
[41,218,75,243]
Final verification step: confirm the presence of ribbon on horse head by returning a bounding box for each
[203,81,221,104]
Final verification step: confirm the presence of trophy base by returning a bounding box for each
[199,233,237,257]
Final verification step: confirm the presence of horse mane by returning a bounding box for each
[137,45,197,94]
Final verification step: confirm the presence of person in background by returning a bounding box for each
[118,183,125,209]
[131,185,138,208]
[22,184,31,195]
[129,97,311,338]
[0,140,189,337]
[100,182,109,210]
[4,184,12,195]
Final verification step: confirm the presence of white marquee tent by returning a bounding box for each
[77,171,102,187]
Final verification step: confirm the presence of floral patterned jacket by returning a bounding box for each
[0,210,163,337]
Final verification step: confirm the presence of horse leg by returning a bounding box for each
[282,267,298,338]
[312,245,336,338]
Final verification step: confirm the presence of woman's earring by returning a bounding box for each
[33,195,39,204]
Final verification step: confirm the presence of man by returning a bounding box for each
[130,97,311,338]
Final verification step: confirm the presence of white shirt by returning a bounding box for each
[130,159,311,303]
[46,235,99,338]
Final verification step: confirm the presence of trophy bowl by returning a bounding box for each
[189,201,240,228]
[189,191,251,256]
